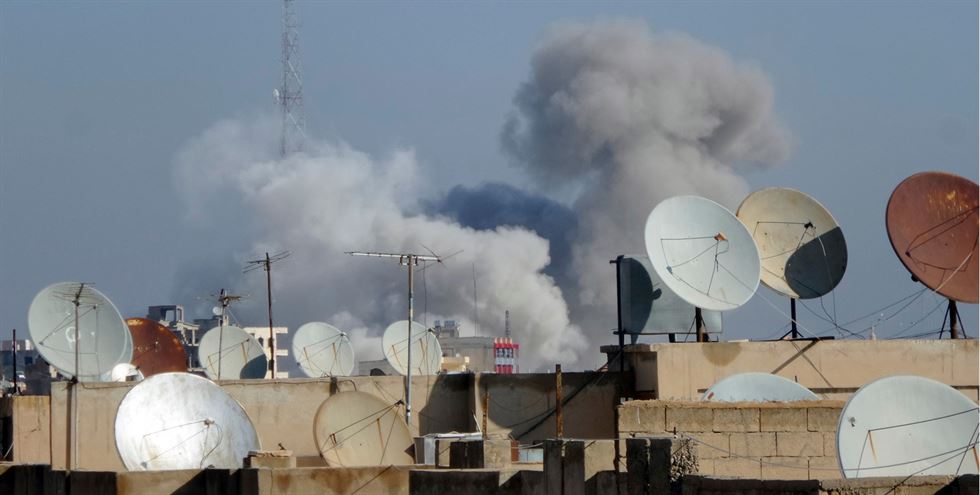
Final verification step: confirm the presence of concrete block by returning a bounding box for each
[712,408,759,432]
[484,439,516,469]
[544,439,585,495]
[666,407,713,433]
[450,440,485,469]
[618,404,666,434]
[436,439,456,467]
[582,440,619,479]
[776,431,824,457]
[729,432,775,458]
[687,432,729,460]
[760,456,809,480]
[713,457,761,479]
[807,407,841,432]
[760,408,807,432]
[823,432,836,457]
[69,471,117,494]
[245,450,296,469]
[808,456,842,480]
[410,469,499,495]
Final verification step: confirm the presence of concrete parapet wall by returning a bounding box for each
[0,395,50,464]
[619,400,845,480]
[602,339,978,401]
[35,371,623,471]
[681,474,978,495]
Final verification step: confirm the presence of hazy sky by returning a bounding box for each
[1,2,976,371]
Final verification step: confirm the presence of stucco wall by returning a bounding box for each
[618,400,846,480]
[0,395,50,463]
[41,371,624,471]
[602,339,978,401]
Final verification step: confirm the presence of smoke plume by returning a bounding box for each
[173,19,791,372]
[501,20,792,330]
[173,117,587,372]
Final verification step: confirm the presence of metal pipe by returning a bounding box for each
[612,257,624,373]
[265,253,276,377]
[695,307,706,343]
[12,328,17,395]
[482,388,489,439]
[406,256,414,426]
[949,300,959,339]
[555,364,563,438]
[791,299,799,339]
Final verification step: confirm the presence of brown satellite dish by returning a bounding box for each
[886,172,979,304]
[125,318,188,376]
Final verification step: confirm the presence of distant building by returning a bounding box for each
[243,326,289,379]
[493,337,519,374]
[434,320,520,374]
[1,340,50,395]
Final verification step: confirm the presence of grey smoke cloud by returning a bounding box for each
[173,117,588,372]
[501,20,792,330]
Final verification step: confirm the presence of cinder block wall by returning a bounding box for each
[618,400,844,480]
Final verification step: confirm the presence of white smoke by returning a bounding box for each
[174,116,588,371]
[502,20,792,330]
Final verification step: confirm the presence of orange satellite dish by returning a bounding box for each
[125,318,188,376]
[886,171,979,304]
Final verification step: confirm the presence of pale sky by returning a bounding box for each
[1,2,977,371]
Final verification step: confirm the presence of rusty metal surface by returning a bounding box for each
[125,318,188,377]
[886,171,979,303]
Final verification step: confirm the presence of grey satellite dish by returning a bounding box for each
[313,391,414,466]
[114,372,260,470]
[27,282,133,381]
[703,372,819,402]
[736,187,847,299]
[837,375,979,478]
[382,320,442,376]
[197,325,268,380]
[617,255,723,342]
[644,196,761,311]
[292,322,355,377]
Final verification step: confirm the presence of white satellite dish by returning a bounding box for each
[197,325,268,380]
[382,320,442,376]
[114,372,261,470]
[736,187,847,299]
[837,375,979,478]
[27,282,133,381]
[703,372,819,402]
[313,391,414,466]
[617,255,723,339]
[292,322,356,377]
[644,196,761,311]
[110,363,144,383]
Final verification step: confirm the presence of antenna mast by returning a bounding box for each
[277,0,305,157]
[346,250,440,427]
[245,251,291,378]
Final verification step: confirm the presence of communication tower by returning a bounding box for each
[275,0,306,157]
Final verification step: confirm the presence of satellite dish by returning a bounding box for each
[644,196,761,311]
[617,255,722,338]
[110,363,144,382]
[27,282,133,381]
[292,322,355,378]
[837,375,979,478]
[313,391,414,466]
[125,318,188,377]
[382,320,442,376]
[114,372,261,470]
[703,372,819,402]
[737,188,847,299]
[886,172,979,303]
[197,325,268,380]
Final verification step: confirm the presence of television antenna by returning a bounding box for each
[245,251,291,377]
[886,172,978,339]
[346,250,440,426]
[737,188,848,339]
[205,289,245,378]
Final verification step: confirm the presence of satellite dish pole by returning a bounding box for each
[347,250,440,426]
[245,251,291,377]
